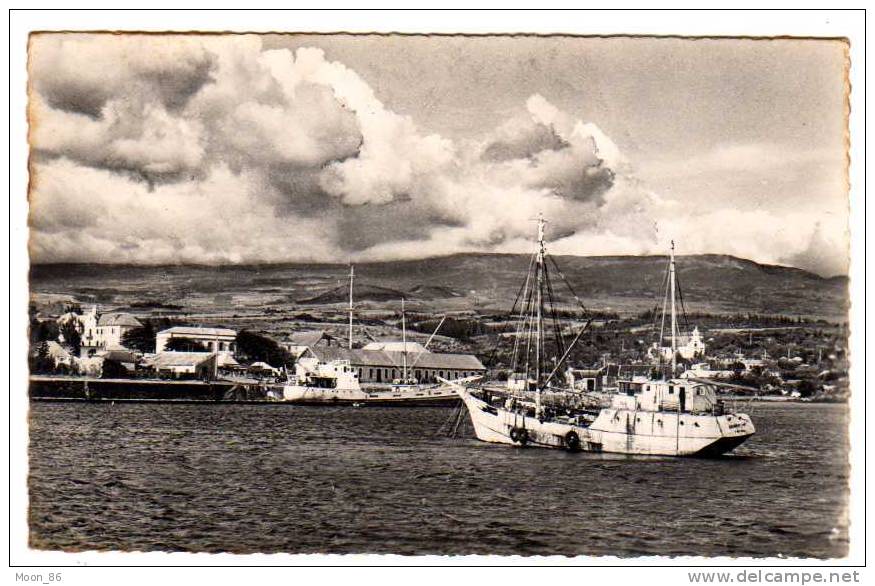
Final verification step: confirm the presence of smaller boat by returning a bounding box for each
[282,272,466,405]
[283,358,460,405]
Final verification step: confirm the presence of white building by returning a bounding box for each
[301,345,485,384]
[76,306,143,354]
[155,326,237,366]
[680,362,733,380]
[649,326,706,362]
[144,352,218,379]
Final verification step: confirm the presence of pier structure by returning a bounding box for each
[29,375,276,403]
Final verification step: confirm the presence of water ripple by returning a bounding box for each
[28,401,849,557]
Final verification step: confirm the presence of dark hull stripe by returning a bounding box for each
[693,433,755,457]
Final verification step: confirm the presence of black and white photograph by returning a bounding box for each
[8,8,866,575]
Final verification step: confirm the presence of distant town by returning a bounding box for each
[28,289,849,403]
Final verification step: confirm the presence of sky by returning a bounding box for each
[27,33,849,276]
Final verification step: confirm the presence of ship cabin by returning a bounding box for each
[614,378,722,415]
[294,358,360,389]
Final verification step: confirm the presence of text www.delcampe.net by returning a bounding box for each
[688,571,862,585]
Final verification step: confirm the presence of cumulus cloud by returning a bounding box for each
[29,158,340,264]
[27,34,848,276]
[780,220,849,278]
[30,34,216,117]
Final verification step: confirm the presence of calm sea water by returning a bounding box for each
[28,401,849,557]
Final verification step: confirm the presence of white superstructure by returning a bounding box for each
[283,357,459,404]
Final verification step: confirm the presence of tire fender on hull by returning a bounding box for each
[564,430,580,451]
[510,427,529,446]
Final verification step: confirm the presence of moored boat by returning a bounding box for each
[282,270,467,405]
[283,357,460,405]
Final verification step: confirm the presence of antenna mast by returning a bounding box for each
[348,265,355,350]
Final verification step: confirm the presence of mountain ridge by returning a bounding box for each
[30,252,845,281]
[29,253,849,320]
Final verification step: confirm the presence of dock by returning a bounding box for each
[29,375,277,403]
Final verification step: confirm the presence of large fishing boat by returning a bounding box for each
[443,218,755,456]
[282,270,473,405]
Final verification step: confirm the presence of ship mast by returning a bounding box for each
[535,214,546,413]
[348,265,355,350]
[668,240,677,376]
[500,213,593,397]
[401,297,408,382]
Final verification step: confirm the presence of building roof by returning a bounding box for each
[145,351,216,368]
[308,347,485,371]
[248,361,278,371]
[157,326,237,337]
[287,330,331,347]
[98,313,142,328]
[56,312,81,325]
[362,341,428,353]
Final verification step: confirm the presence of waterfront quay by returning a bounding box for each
[29,375,275,403]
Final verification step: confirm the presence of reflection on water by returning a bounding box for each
[28,401,849,557]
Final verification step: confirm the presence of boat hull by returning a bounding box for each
[282,384,460,406]
[455,386,754,457]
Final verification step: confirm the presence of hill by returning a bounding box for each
[298,283,406,305]
[29,253,849,321]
